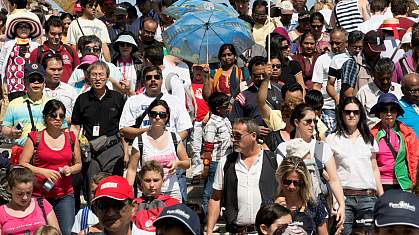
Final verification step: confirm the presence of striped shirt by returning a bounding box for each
[335,0,364,32]
[203,114,233,162]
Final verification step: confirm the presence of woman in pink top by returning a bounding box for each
[20,100,82,235]
[0,167,60,234]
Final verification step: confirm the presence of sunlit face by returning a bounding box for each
[235,0,249,15]
[84,2,98,17]
[62,17,72,32]
[330,32,347,54]
[349,40,363,56]
[310,19,323,35]
[232,122,256,153]
[118,42,133,57]
[379,105,398,128]
[25,74,45,95]
[374,73,393,92]
[15,22,31,39]
[94,198,132,232]
[294,111,316,139]
[140,170,163,197]
[343,103,360,130]
[282,171,301,193]
[149,105,168,127]
[301,35,316,55]
[45,59,63,85]
[89,66,108,90]
[11,182,33,208]
[140,21,157,43]
[144,70,162,95]
[271,58,281,79]
[47,26,63,45]
[46,108,65,128]
[251,64,266,87]
[253,5,267,25]
[220,47,235,67]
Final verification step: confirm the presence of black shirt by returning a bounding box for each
[279,60,302,85]
[71,88,125,140]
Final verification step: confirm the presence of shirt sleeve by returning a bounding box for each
[341,58,358,87]
[3,103,15,127]
[67,21,78,45]
[99,20,111,44]
[71,96,82,125]
[289,61,302,75]
[321,142,333,164]
[119,97,140,129]
[171,96,193,132]
[203,120,217,143]
[314,200,329,225]
[263,107,286,131]
[132,136,139,152]
[328,58,339,78]
[212,157,225,191]
[312,56,325,84]
[43,198,53,215]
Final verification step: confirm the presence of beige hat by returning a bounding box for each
[286,138,310,158]
[278,1,294,14]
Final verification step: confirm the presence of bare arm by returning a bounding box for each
[1,126,22,139]
[325,156,345,228]
[317,222,329,235]
[257,79,271,120]
[47,210,61,233]
[343,87,355,98]
[326,76,339,105]
[126,148,140,186]
[206,189,223,235]
[120,127,148,140]
[371,153,384,196]
[359,0,371,21]
[295,72,306,96]
[312,82,322,91]
[70,124,81,137]
[173,142,190,170]
[69,137,82,175]
[101,43,111,62]
[177,130,189,141]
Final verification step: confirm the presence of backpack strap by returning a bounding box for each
[137,134,143,166]
[171,132,178,155]
[63,44,75,61]
[76,19,85,36]
[264,150,278,170]
[313,140,324,173]
[36,46,43,64]
[30,131,42,165]
[37,197,48,224]
[25,100,37,132]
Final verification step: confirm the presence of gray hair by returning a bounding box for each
[374,57,395,75]
[87,61,110,79]
[234,117,260,138]
[330,27,348,41]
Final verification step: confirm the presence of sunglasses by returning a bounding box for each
[282,179,302,187]
[280,45,289,51]
[84,47,101,53]
[17,23,31,29]
[273,224,289,235]
[272,64,281,69]
[231,132,252,140]
[28,76,45,83]
[302,118,318,125]
[119,42,132,47]
[49,113,65,120]
[94,199,129,211]
[343,109,360,116]
[145,74,161,81]
[149,111,168,118]
[379,106,398,114]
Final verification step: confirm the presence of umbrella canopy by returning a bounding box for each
[163,11,254,64]
[163,0,238,19]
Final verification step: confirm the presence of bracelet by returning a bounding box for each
[203,158,211,166]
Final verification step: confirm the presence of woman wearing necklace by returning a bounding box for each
[203,44,247,100]
[20,99,82,235]
[326,96,383,235]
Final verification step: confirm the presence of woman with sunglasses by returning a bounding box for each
[275,156,329,235]
[126,99,190,202]
[369,93,419,191]
[269,54,282,85]
[326,96,383,235]
[0,167,60,234]
[20,99,82,235]
[275,103,346,231]
[291,31,320,90]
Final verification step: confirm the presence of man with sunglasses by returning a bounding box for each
[397,73,419,137]
[67,0,111,62]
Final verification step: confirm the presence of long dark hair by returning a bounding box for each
[336,96,374,145]
[147,99,170,125]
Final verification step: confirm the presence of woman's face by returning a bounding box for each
[282,171,301,193]
[15,22,31,39]
[301,35,316,55]
[220,47,235,67]
[280,40,291,59]
[262,215,293,235]
[11,182,33,208]
[46,108,65,129]
[149,105,168,127]
[270,58,282,79]
[118,42,133,57]
[343,103,360,130]
[295,110,316,139]
[379,105,398,128]
[140,170,163,197]
[310,19,323,35]
[63,17,72,32]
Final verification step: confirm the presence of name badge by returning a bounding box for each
[93,125,100,137]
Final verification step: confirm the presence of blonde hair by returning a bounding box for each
[276,156,315,204]
[313,0,334,11]
[34,225,60,235]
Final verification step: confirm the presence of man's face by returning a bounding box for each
[144,70,162,94]
[251,64,266,87]
[291,0,306,12]
[45,59,63,85]
[25,74,45,95]
[138,1,151,14]
[234,0,249,15]
[140,170,163,197]
[349,40,363,56]
[377,225,419,235]
[280,13,292,25]
[330,32,347,54]
[89,66,108,90]
[299,19,311,32]
[140,21,157,43]
[83,2,98,17]
[374,72,392,92]
[94,198,132,232]
[47,26,63,45]
[115,14,127,26]
[232,122,256,153]
[402,75,419,105]
[253,5,267,25]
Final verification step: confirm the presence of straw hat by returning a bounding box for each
[379,18,403,31]
[5,10,42,39]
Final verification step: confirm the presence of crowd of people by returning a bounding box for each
[0,0,418,234]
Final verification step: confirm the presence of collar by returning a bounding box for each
[370,81,395,96]
[44,82,62,91]
[43,41,64,52]
[88,87,110,100]
[22,94,45,104]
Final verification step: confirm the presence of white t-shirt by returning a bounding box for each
[132,131,181,201]
[162,58,192,107]
[43,82,78,117]
[312,52,335,110]
[275,139,333,165]
[326,133,379,190]
[71,208,99,233]
[118,93,193,132]
[67,18,111,45]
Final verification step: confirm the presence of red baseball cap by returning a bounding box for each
[93,176,134,201]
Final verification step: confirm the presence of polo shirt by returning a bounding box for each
[71,88,125,141]
[398,97,419,137]
[29,42,80,83]
[3,94,68,146]
[312,52,334,109]
[44,82,78,118]
[356,82,403,128]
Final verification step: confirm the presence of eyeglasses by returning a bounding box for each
[253,12,267,18]
[302,118,318,125]
[84,47,101,54]
[280,45,289,51]
[272,64,281,69]
[311,24,322,29]
[330,41,345,46]
[145,74,161,81]
[405,88,419,96]
[49,112,65,120]
[86,3,98,8]
[28,76,45,83]
[379,106,398,114]
[119,42,132,47]
[90,73,106,79]
[16,23,31,29]
[282,179,302,187]
[273,224,289,235]
[94,198,129,211]
[343,109,360,116]
[149,111,168,118]
[231,132,252,140]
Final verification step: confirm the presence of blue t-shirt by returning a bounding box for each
[397,97,419,137]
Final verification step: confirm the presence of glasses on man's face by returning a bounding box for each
[143,29,156,36]
[49,112,65,120]
[149,111,168,119]
[331,41,344,47]
[272,64,281,69]
[302,118,318,125]
[343,109,360,116]
[90,73,106,80]
[405,88,419,96]
[231,132,252,141]
[145,74,161,81]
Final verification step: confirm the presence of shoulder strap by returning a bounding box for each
[36,46,43,64]
[384,132,398,158]
[171,132,178,155]
[30,131,42,165]
[65,131,75,163]
[223,152,239,172]
[313,141,324,171]
[25,100,36,132]
[76,19,85,36]
[63,44,75,61]
[133,93,164,129]
[137,134,143,165]
[37,197,48,224]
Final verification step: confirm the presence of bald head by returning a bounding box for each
[401,73,419,104]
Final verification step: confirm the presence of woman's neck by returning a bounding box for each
[147,127,165,139]
[295,130,312,143]
[221,64,233,71]
[8,200,30,211]
[119,54,131,62]
[46,127,63,138]
[346,126,358,135]
[283,192,303,209]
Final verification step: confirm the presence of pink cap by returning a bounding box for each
[79,55,99,68]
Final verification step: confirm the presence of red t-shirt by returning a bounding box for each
[30,130,76,199]
[397,17,415,39]
[191,82,209,122]
[0,198,53,235]
[29,42,80,83]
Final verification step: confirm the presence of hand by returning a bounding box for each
[11,127,22,139]
[42,168,61,182]
[59,165,72,176]
[259,126,271,137]
[335,206,345,229]
[275,196,287,206]
[334,224,344,235]
[201,166,209,178]
[264,63,272,80]
[203,64,210,74]
[120,79,130,90]
[167,160,178,175]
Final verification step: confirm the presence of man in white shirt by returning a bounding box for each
[67,0,111,62]
[356,57,403,127]
[357,0,388,34]
[42,53,78,124]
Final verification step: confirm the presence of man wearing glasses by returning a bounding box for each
[137,18,163,57]
[396,73,419,136]
[67,0,111,62]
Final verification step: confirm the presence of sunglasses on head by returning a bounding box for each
[49,113,65,119]
[145,74,161,81]
[28,76,44,83]
[282,179,302,187]
[149,111,168,118]
[343,109,360,116]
